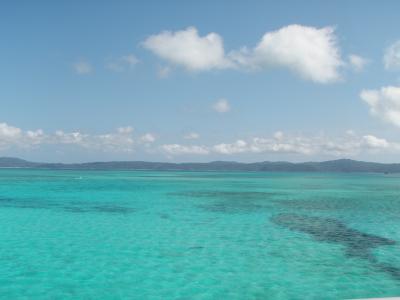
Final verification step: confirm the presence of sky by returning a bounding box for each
[1,1,400,163]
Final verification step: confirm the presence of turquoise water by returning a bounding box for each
[0,169,400,299]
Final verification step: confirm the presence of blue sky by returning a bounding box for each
[1,1,400,162]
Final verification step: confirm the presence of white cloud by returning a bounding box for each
[1,122,400,159]
[0,123,22,150]
[162,132,400,157]
[252,136,315,155]
[212,98,230,113]
[231,24,343,83]
[0,123,45,150]
[213,140,248,154]
[348,54,367,72]
[53,129,135,152]
[360,86,400,127]
[161,144,209,155]
[140,133,156,143]
[143,25,345,83]
[143,27,232,71]
[0,123,21,138]
[362,135,389,149]
[26,129,45,145]
[213,136,315,155]
[117,126,134,134]
[94,131,134,152]
[184,132,200,140]
[0,123,136,153]
[384,41,400,70]
[54,131,86,145]
[73,60,92,74]
[107,54,139,72]
[274,131,284,140]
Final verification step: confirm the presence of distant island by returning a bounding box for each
[1,157,400,173]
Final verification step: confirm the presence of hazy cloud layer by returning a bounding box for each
[160,131,399,157]
[2,122,399,159]
[161,144,210,155]
[0,123,135,152]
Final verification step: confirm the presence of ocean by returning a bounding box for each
[0,169,399,299]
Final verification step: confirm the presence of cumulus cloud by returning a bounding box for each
[360,86,400,127]
[143,25,344,82]
[0,122,21,138]
[73,60,92,74]
[143,25,345,83]
[234,25,343,83]
[212,98,230,113]
[106,54,139,72]
[0,123,22,149]
[184,132,200,140]
[143,27,232,71]
[348,54,367,72]
[384,41,400,70]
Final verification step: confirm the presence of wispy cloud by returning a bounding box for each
[183,132,200,140]
[73,60,93,74]
[212,98,230,113]
[106,54,139,72]
[348,54,368,72]
[384,41,400,70]
[360,86,400,127]
[157,66,171,78]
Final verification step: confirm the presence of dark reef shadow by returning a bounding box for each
[271,213,400,281]
[273,198,353,211]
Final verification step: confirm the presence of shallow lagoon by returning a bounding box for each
[0,169,399,299]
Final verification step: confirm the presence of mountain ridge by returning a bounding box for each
[1,157,400,173]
